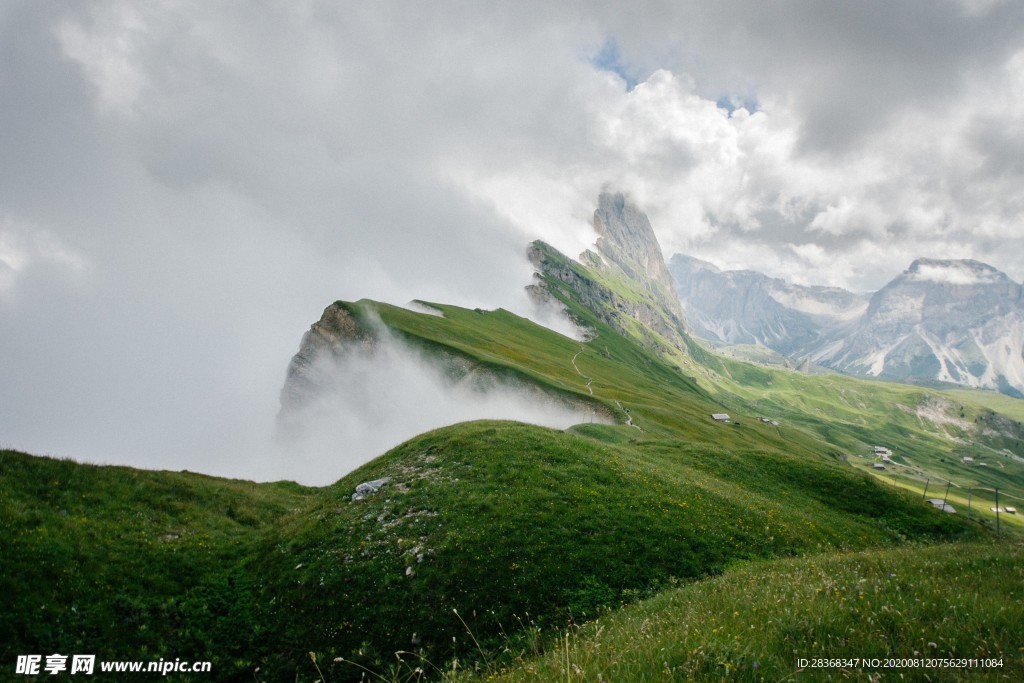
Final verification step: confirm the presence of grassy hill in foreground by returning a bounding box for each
[246,420,977,680]
[3,294,1024,681]
[0,417,990,682]
[0,450,311,674]
[460,542,1023,682]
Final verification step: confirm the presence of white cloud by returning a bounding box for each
[2,0,1023,480]
[56,4,148,115]
[0,218,89,300]
[909,262,1001,285]
[808,197,889,237]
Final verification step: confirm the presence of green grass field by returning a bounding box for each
[3,286,1023,681]
[0,450,312,675]
[460,542,1024,682]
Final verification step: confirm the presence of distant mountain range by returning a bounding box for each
[668,254,867,357]
[670,254,1024,396]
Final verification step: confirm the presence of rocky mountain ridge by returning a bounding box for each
[279,191,693,445]
[812,258,1024,395]
[277,300,613,440]
[527,191,696,361]
[671,254,1024,396]
[669,254,867,357]
[591,192,685,324]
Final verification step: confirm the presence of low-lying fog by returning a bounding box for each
[274,328,608,486]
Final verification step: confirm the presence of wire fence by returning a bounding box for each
[865,455,1022,539]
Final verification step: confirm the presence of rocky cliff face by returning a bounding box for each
[813,259,1024,395]
[670,252,1024,396]
[527,243,684,356]
[668,254,867,356]
[592,192,684,322]
[527,192,694,360]
[278,301,379,427]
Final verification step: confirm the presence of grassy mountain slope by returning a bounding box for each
[529,238,1024,527]
[704,352,1024,533]
[5,290,1021,681]
[246,419,976,680]
[467,542,1024,682]
[0,450,311,674]
[528,240,711,369]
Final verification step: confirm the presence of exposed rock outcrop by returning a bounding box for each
[592,192,684,323]
[527,192,695,361]
[279,302,378,417]
[352,478,389,501]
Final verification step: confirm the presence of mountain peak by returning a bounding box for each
[527,192,695,361]
[670,252,1024,395]
[821,257,1024,393]
[903,258,1012,286]
[593,191,677,298]
[669,253,722,276]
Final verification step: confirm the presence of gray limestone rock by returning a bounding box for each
[351,477,389,501]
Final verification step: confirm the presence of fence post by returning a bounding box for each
[967,489,972,519]
[996,488,1000,539]
[942,481,951,511]
[922,479,930,500]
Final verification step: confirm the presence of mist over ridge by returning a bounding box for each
[275,302,611,485]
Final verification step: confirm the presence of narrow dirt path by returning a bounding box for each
[614,400,642,431]
[571,348,594,396]
[571,346,640,431]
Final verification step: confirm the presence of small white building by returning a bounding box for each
[928,499,956,513]
[962,456,974,464]
[872,463,886,470]
[711,413,731,422]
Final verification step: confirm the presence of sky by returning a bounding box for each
[2,0,1024,482]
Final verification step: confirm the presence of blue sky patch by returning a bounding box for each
[591,39,639,91]
[716,95,760,116]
